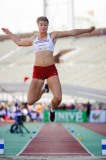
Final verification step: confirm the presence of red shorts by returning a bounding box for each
[32,64,58,80]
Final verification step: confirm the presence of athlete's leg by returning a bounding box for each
[27,78,45,105]
[47,75,62,110]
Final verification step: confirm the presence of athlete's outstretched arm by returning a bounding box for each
[52,26,95,38]
[2,28,35,46]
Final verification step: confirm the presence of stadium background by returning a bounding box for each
[0,0,106,159]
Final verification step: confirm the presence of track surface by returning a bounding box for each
[20,123,91,157]
[79,123,106,136]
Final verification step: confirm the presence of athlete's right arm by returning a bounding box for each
[2,28,35,46]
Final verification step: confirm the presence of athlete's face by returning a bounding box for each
[38,21,48,33]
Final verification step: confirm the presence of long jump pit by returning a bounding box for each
[1,123,105,160]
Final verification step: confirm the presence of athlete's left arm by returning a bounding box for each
[52,26,95,38]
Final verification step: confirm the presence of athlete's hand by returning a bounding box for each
[88,26,95,33]
[2,28,10,34]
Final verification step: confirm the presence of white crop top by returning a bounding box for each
[33,33,54,53]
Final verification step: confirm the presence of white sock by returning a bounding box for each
[50,107,55,112]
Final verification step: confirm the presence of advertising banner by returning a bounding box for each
[89,110,106,123]
[44,110,88,122]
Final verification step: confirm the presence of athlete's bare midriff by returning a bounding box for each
[34,51,54,67]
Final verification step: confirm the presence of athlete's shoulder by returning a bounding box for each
[50,31,65,39]
[49,31,58,40]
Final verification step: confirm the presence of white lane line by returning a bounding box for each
[63,124,95,157]
[71,131,94,157]
[16,124,44,156]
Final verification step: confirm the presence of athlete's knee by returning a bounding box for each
[27,100,34,106]
[54,96,62,104]
[27,98,38,105]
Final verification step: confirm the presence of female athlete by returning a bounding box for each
[2,16,95,122]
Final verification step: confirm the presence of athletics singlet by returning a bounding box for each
[33,33,54,53]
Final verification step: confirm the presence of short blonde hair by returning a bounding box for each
[36,16,49,24]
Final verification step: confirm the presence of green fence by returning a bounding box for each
[44,110,88,122]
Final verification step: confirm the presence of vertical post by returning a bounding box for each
[0,139,4,154]
[43,0,46,16]
[102,139,106,155]
[22,85,24,103]
[68,0,74,29]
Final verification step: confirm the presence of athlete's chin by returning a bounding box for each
[41,30,47,33]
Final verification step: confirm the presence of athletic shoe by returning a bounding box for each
[44,84,49,93]
[50,111,55,122]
